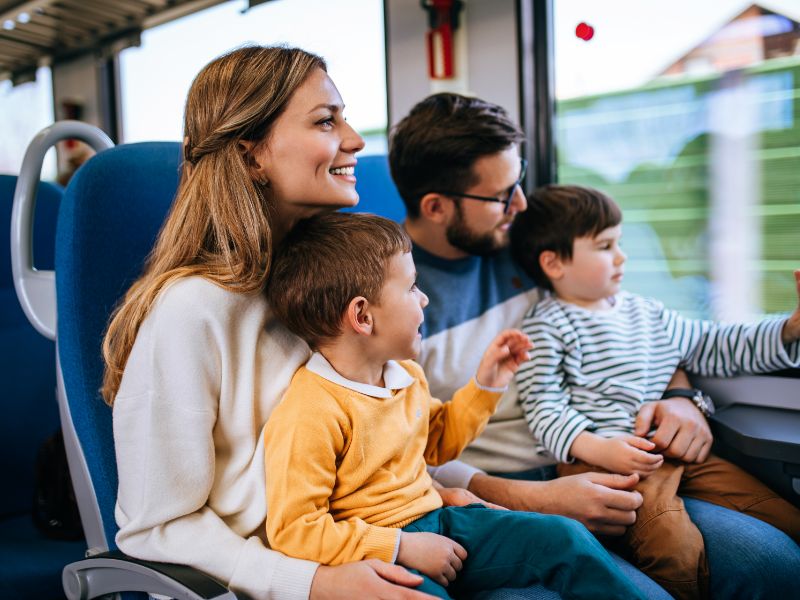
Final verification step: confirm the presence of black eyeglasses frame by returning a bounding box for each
[433,158,528,214]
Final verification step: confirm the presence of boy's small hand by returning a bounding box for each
[397,532,467,587]
[475,329,533,389]
[435,486,508,511]
[781,270,800,345]
[594,435,664,478]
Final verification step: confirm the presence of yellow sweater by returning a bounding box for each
[263,357,502,565]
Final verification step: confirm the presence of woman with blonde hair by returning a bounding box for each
[103,45,432,599]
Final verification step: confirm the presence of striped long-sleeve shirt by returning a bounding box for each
[516,291,800,462]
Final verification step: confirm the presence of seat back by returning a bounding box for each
[0,175,62,518]
[55,143,183,551]
[348,154,407,223]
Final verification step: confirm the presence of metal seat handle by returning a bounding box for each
[11,120,114,340]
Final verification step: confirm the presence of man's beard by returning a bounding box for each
[445,201,508,256]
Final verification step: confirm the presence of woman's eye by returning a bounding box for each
[317,117,334,129]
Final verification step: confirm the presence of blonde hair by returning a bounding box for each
[101,45,326,405]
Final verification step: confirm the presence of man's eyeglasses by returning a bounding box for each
[435,158,528,214]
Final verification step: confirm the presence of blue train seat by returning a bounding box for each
[347,153,407,222]
[50,141,233,598]
[9,134,405,597]
[0,174,86,599]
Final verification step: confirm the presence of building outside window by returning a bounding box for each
[554,0,800,320]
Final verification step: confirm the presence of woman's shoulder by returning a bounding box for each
[152,275,267,324]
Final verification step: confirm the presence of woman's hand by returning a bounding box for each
[310,559,436,599]
[397,531,467,587]
[475,329,532,389]
[435,484,508,510]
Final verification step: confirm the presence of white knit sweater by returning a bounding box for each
[113,276,317,599]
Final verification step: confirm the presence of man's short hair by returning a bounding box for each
[267,212,412,348]
[389,93,524,218]
[510,184,622,290]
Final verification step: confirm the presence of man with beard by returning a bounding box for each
[388,92,800,599]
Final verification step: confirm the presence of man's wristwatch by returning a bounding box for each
[661,387,715,417]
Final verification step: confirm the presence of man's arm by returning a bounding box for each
[467,471,642,536]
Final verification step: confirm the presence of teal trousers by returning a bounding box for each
[401,504,645,600]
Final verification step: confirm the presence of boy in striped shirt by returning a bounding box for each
[510,184,800,600]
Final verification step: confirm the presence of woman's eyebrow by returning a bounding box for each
[308,103,344,114]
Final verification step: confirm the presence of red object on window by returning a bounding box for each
[576,22,594,41]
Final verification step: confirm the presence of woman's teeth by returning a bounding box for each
[330,166,355,176]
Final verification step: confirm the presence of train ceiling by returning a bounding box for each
[0,0,229,83]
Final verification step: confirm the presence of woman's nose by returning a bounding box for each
[342,121,365,153]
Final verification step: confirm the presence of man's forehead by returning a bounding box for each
[468,150,521,191]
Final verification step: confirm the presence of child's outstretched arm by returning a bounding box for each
[422,330,531,466]
[662,271,800,376]
[781,269,800,345]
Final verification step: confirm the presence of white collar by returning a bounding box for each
[306,352,415,399]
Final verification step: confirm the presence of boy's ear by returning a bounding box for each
[539,250,565,281]
[344,296,374,336]
[418,193,454,225]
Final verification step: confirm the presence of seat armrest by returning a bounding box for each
[710,403,800,498]
[62,549,237,599]
[710,404,800,463]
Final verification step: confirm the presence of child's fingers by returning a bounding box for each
[633,450,663,466]
[794,269,800,301]
[623,434,656,451]
[495,329,531,348]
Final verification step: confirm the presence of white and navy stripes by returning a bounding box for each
[517,291,800,463]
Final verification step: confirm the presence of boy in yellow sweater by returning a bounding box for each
[264,212,645,599]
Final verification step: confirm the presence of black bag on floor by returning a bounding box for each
[32,429,85,541]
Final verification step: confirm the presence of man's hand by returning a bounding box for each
[573,434,663,478]
[310,559,436,600]
[781,269,800,345]
[397,532,467,587]
[468,471,642,536]
[475,329,532,389]
[634,398,712,463]
[435,484,508,511]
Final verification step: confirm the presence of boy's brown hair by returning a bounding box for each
[510,184,622,291]
[389,93,524,218]
[268,212,412,348]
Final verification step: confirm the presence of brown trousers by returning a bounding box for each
[558,454,800,600]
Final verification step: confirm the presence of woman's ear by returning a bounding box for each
[418,193,454,225]
[237,140,268,185]
[345,296,374,336]
[539,250,565,281]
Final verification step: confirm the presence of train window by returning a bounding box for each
[0,66,56,179]
[119,0,387,154]
[554,0,800,321]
